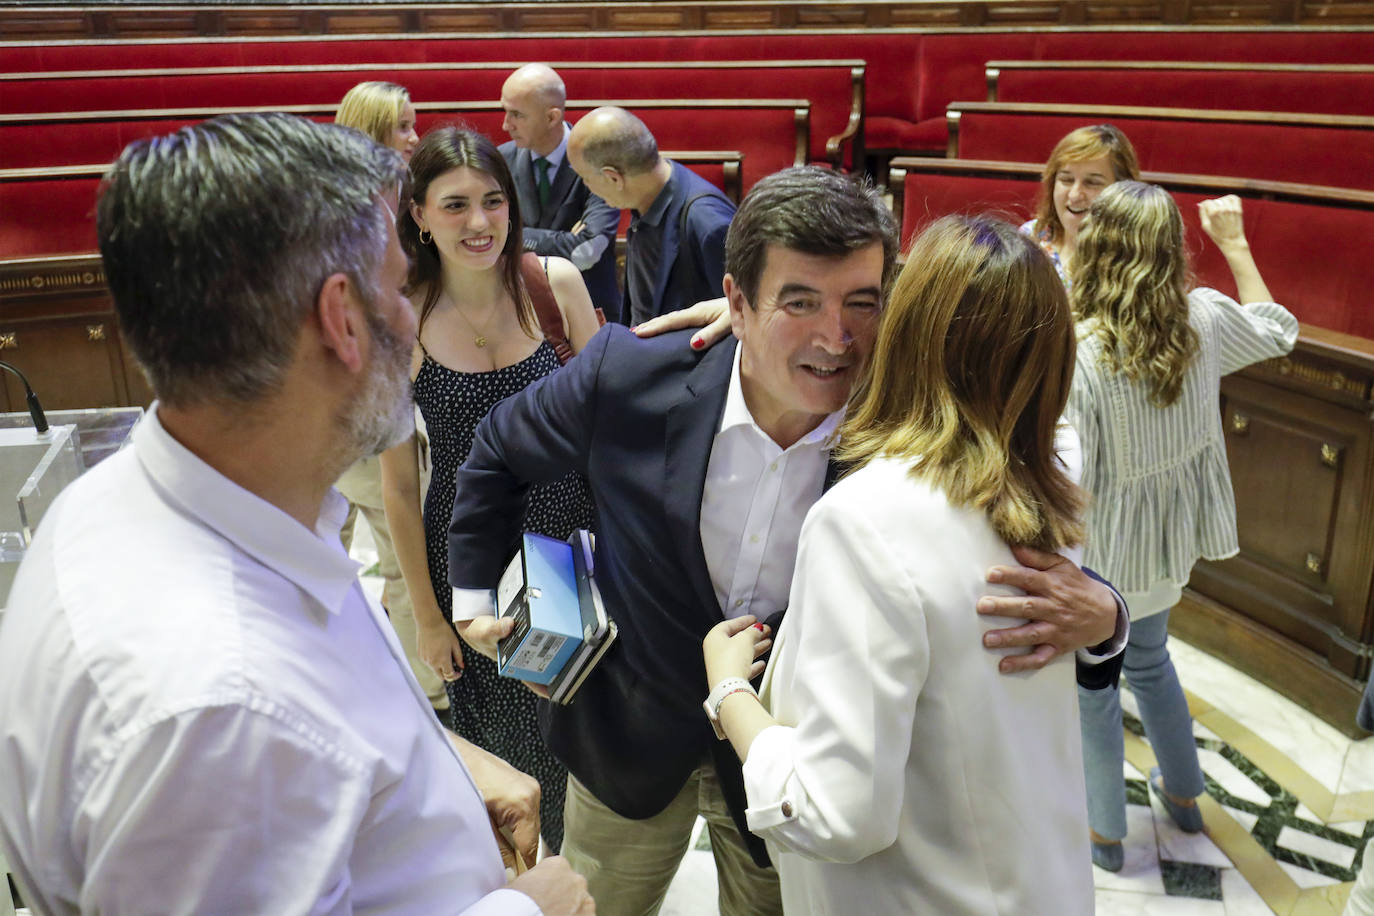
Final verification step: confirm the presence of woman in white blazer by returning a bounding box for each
[702,215,1095,915]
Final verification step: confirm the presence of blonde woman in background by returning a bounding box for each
[1067,181,1297,871]
[702,215,1094,914]
[1020,124,1141,284]
[333,81,446,713]
[337,80,420,162]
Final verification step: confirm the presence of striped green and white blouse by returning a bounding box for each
[1066,288,1298,619]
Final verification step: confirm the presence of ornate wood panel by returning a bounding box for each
[3,2,1374,42]
[1177,333,1374,737]
[0,256,137,410]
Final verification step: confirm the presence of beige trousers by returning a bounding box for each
[337,452,447,710]
[561,766,783,916]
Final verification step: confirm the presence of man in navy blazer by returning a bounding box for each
[567,106,736,328]
[500,64,622,322]
[446,168,1125,915]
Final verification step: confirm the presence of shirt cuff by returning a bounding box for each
[1076,592,1129,665]
[741,725,802,834]
[453,587,497,622]
[459,887,543,915]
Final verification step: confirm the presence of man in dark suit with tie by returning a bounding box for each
[566,106,736,328]
[445,167,1125,915]
[499,64,623,322]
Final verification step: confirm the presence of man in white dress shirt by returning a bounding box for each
[0,112,592,916]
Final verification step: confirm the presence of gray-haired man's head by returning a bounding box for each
[97,111,407,408]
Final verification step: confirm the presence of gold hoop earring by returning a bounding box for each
[419,228,433,245]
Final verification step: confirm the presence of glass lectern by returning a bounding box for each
[0,407,142,611]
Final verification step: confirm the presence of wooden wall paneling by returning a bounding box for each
[412,10,506,33]
[0,256,125,410]
[1197,376,1359,653]
[1304,0,1374,21]
[1171,587,1366,737]
[0,313,127,410]
[7,2,1374,40]
[1180,348,1374,737]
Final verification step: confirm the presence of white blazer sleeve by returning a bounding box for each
[741,499,928,865]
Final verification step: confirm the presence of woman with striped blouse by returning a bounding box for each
[1066,181,1298,872]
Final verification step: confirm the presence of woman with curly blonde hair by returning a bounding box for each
[1068,181,1297,872]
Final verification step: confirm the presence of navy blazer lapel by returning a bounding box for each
[664,337,737,622]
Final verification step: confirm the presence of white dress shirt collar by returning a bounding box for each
[536,121,572,177]
[135,402,360,616]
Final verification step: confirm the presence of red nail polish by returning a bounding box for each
[754,623,765,631]
[691,337,704,349]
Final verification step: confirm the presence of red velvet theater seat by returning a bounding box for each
[890,157,1374,340]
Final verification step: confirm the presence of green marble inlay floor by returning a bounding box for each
[1125,710,1370,889]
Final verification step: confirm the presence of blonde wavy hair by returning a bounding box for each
[838,215,1084,552]
[1034,124,1140,246]
[335,81,410,146]
[1070,181,1199,408]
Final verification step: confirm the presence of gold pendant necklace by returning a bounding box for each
[454,303,500,349]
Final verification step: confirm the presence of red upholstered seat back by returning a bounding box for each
[0,32,921,151]
[8,29,1374,155]
[896,165,1374,339]
[0,112,335,169]
[2,61,859,167]
[3,101,801,193]
[896,173,1035,248]
[0,156,738,261]
[0,175,101,258]
[416,102,802,193]
[995,66,1374,117]
[954,108,1374,192]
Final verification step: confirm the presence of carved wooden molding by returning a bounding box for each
[0,256,106,301]
[1251,353,1372,400]
[5,2,1374,42]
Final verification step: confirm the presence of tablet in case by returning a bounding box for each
[495,532,584,685]
[495,529,618,698]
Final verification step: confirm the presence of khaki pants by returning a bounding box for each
[561,766,783,916]
[337,452,447,710]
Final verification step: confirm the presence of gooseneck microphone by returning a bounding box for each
[0,361,48,433]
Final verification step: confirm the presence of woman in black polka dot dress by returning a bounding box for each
[380,127,601,853]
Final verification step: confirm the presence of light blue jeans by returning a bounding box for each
[1077,608,1205,840]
